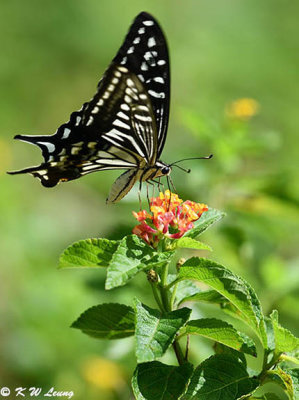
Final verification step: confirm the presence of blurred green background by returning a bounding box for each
[1,0,298,399]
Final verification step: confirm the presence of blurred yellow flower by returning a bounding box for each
[226,98,260,120]
[81,357,125,390]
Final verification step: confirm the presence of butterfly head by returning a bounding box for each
[153,161,172,178]
[160,165,172,176]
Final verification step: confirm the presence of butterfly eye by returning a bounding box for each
[161,166,170,175]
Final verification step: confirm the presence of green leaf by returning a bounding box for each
[270,310,299,355]
[71,303,135,339]
[59,238,119,268]
[244,278,267,346]
[252,394,281,400]
[185,208,225,239]
[286,369,299,399]
[178,289,245,322]
[182,354,259,400]
[134,299,191,363]
[178,289,227,306]
[175,257,267,347]
[265,316,276,352]
[105,235,174,289]
[214,342,247,366]
[132,361,193,400]
[250,395,281,400]
[179,318,256,356]
[172,237,212,251]
[174,280,200,306]
[263,368,297,399]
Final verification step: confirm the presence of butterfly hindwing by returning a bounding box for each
[9,66,158,187]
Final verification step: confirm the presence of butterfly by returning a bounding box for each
[8,12,173,204]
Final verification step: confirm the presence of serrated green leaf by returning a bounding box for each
[174,280,200,306]
[285,369,299,399]
[264,368,296,399]
[265,316,276,352]
[178,289,227,306]
[178,289,245,322]
[105,235,174,289]
[172,237,212,251]
[175,257,267,347]
[270,310,299,355]
[250,394,281,400]
[59,238,119,268]
[185,208,225,239]
[260,395,281,400]
[182,354,259,400]
[179,318,256,356]
[71,303,135,339]
[214,342,247,366]
[243,278,267,347]
[134,299,191,362]
[132,361,193,400]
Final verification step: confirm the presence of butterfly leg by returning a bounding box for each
[151,178,165,195]
[169,175,177,193]
[146,181,155,208]
[166,175,172,210]
[138,179,143,210]
[150,179,161,193]
[152,180,155,199]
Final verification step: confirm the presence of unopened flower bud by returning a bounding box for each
[147,269,158,283]
[176,258,186,270]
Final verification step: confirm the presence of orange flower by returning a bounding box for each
[132,190,208,247]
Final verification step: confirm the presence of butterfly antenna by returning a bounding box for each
[170,154,213,166]
[172,164,191,173]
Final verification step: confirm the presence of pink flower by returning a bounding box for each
[132,190,208,247]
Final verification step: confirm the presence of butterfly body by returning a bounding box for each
[9,12,171,203]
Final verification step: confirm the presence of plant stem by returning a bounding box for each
[172,340,185,365]
[150,282,165,312]
[185,335,190,361]
[170,282,178,310]
[159,261,186,366]
[159,262,170,311]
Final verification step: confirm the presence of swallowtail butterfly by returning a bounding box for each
[9,12,172,203]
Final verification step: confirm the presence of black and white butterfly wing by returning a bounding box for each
[8,12,170,200]
[9,66,157,189]
[114,11,170,157]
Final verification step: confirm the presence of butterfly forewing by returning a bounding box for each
[83,65,158,164]
[113,12,170,157]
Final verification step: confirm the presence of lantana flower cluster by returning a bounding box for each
[132,190,208,247]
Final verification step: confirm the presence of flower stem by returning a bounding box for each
[185,335,190,361]
[159,262,171,311]
[159,261,185,366]
[150,282,165,312]
[172,339,185,365]
[170,282,178,310]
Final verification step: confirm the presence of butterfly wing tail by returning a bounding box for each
[8,134,60,186]
[7,165,41,175]
[13,134,56,160]
[7,163,60,187]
